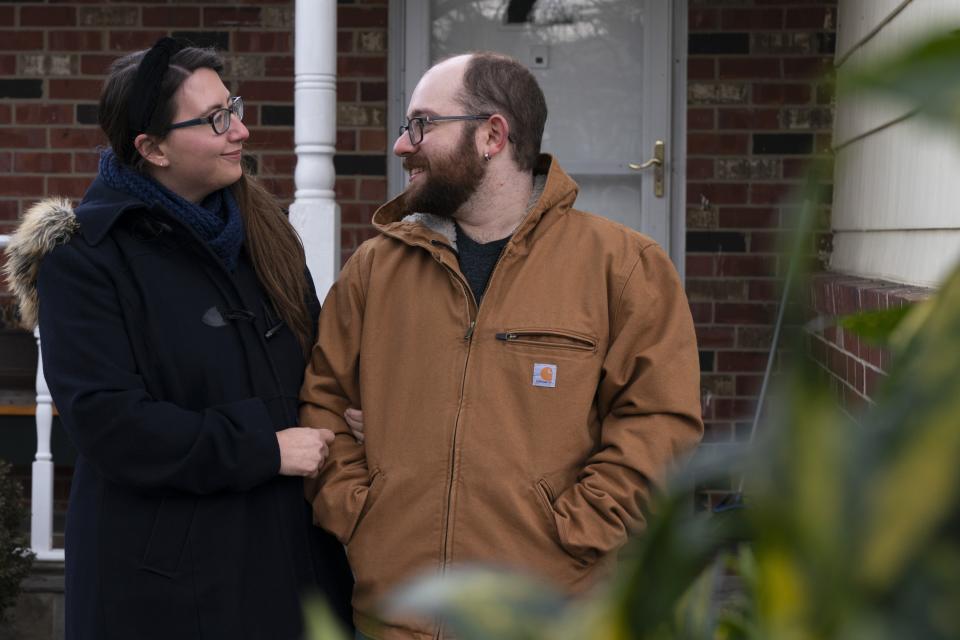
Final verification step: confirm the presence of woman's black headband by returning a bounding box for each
[127,37,187,137]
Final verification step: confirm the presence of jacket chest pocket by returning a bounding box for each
[495,328,598,353]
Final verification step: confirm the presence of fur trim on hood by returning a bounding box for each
[2,198,78,329]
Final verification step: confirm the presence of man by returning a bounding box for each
[301,52,703,639]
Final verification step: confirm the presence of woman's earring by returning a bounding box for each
[484,152,491,161]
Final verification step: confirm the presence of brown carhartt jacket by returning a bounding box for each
[301,156,703,639]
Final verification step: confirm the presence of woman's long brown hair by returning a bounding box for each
[100,47,314,355]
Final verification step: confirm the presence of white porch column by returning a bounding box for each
[289,0,340,300]
[31,327,63,561]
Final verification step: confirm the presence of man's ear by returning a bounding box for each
[481,114,510,158]
[134,133,169,168]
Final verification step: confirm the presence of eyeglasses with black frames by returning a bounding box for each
[167,96,244,135]
[399,114,492,146]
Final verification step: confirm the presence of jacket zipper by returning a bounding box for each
[436,241,512,581]
[494,329,597,352]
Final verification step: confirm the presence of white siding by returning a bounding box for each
[832,0,960,286]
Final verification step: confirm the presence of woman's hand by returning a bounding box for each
[344,408,364,443]
[276,427,335,477]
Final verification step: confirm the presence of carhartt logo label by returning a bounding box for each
[532,363,557,388]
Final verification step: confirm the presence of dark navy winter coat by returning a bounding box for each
[31,178,352,639]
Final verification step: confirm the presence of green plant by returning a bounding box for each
[0,459,34,624]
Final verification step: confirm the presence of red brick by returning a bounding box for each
[751,183,796,205]
[338,31,354,54]
[142,7,201,28]
[338,57,387,78]
[0,128,46,148]
[0,8,12,27]
[0,31,44,51]
[47,177,91,198]
[687,107,714,130]
[864,367,884,397]
[721,8,783,30]
[358,178,386,202]
[341,203,377,224]
[81,54,120,75]
[719,58,780,80]
[716,302,776,325]
[245,129,293,149]
[238,80,293,102]
[783,57,833,79]
[337,81,358,103]
[235,32,292,53]
[337,130,356,152]
[713,398,755,420]
[735,375,763,396]
[696,325,736,348]
[688,133,749,155]
[21,6,76,27]
[689,8,718,30]
[16,105,73,125]
[782,158,813,178]
[718,108,780,129]
[241,105,259,127]
[0,104,10,125]
[0,200,18,220]
[204,7,261,27]
[717,255,777,277]
[110,31,167,52]
[49,79,102,100]
[339,7,388,28]
[718,207,778,229]
[748,280,778,300]
[335,177,357,201]
[717,351,768,372]
[688,58,715,80]
[49,30,103,51]
[49,127,106,149]
[687,158,713,180]
[0,176,43,197]
[749,231,780,253]
[753,84,811,105]
[688,182,748,205]
[0,54,15,75]
[265,56,294,76]
[785,7,835,29]
[690,302,714,323]
[686,255,715,277]
[14,152,72,173]
[258,154,296,175]
[358,130,386,153]
[0,151,10,172]
[360,81,386,102]
[74,151,99,173]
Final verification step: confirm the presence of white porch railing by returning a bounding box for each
[0,234,62,561]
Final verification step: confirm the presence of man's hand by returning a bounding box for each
[344,407,364,443]
[277,427,335,477]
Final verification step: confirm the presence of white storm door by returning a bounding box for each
[389,0,685,266]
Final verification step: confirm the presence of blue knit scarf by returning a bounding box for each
[98,149,244,271]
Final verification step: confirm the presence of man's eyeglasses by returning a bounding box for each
[167,96,244,135]
[399,114,491,145]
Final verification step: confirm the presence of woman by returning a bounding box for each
[3,39,354,639]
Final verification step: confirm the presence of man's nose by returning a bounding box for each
[394,131,417,157]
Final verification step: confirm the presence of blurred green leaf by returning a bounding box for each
[387,567,566,640]
[839,305,914,345]
[302,594,351,640]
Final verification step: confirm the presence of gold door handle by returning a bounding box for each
[628,140,665,198]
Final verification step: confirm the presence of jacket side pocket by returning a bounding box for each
[140,497,197,577]
[535,478,591,568]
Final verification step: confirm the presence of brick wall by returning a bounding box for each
[0,0,389,329]
[686,0,837,508]
[807,273,930,419]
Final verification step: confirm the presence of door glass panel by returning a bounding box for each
[431,0,645,230]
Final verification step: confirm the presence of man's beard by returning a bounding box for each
[402,127,486,218]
